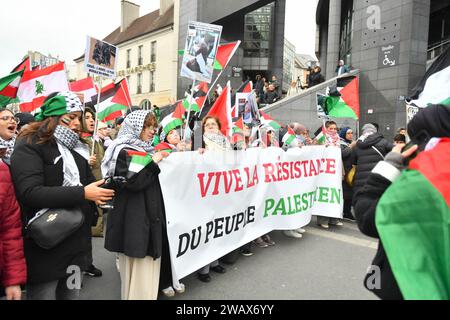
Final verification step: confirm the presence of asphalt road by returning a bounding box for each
[80,218,379,300]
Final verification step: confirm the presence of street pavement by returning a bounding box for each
[80,219,379,300]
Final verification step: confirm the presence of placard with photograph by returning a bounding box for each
[180,21,223,83]
[84,36,118,79]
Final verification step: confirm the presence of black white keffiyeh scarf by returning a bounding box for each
[0,135,16,165]
[102,110,155,177]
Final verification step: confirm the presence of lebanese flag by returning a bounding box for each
[214,41,241,70]
[17,62,69,113]
[69,77,98,103]
[92,79,131,122]
[207,81,232,136]
[0,70,25,107]
[375,138,450,299]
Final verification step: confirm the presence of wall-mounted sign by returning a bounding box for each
[117,63,156,77]
[378,43,399,69]
[232,66,243,78]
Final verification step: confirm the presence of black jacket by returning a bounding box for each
[340,140,354,200]
[353,172,403,300]
[352,134,392,199]
[308,72,324,87]
[10,137,96,284]
[104,148,166,259]
[264,91,280,104]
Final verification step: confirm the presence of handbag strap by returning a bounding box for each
[371,146,385,160]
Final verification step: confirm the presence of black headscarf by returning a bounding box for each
[407,104,450,138]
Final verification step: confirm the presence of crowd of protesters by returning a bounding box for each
[0,85,448,301]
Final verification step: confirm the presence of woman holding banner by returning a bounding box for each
[196,116,229,282]
[101,110,174,300]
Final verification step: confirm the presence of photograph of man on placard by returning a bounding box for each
[181,22,222,83]
[89,38,116,68]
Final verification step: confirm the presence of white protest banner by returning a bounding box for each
[84,36,118,79]
[181,21,223,83]
[159,146,343,281]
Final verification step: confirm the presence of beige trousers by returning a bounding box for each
[118,254,161,300]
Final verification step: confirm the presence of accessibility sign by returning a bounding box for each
[378,43,399,69]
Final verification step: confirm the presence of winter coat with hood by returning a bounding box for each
[0,161,27,292]
[352,132,392,198]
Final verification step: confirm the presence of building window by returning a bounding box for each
[126,76,131,88]
[150,71,155,92]
[138,45,143,66]
[339,0,354,65]
[151,41,157,63]
[243,2,275,64]
[127,49,131,68]
[137,73,142,94]
[140,99,152,110]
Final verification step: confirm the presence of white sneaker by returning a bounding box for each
[162,286,175,297]
[283,230,303,238]
[295,228,306,234]
[335,222,344,226]
[174,283,185,294]
[319,223,329,229]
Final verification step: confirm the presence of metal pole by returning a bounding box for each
[183,78,197,141]
[198,69,225,119]
[91,77,103,157]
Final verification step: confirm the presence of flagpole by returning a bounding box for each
[182,78,197,141]
[122,78,132,111]
[198,69,225,119]
[91,76,103,157]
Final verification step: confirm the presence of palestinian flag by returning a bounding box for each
[260,111,281,130]
[375,138,450,300]
[231,117,245,144]
[69,77,98,103]
[207,81,232,136]
[193,82,209,98]
[182,94,207,113]
[126,150,153,178]
[160,102,185,135]
[214,41,241,70]
[179,41,241,71]
[92,79,131,122]
[231,80,253,108]
[17,62,69,113]
[410,46,450,108]
[282,127,297,147]
[314,124,327,145]
[317,80,359,120]
[11,57,31,73]
[155,142,175,153]
[0,70,25,107]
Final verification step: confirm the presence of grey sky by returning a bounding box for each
[0,0,318,76]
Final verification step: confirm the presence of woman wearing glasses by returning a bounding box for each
[0,108,20,165]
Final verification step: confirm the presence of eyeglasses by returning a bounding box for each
[0,116,20,124]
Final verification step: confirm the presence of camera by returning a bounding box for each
[101,176,127,190]
[99,176,127,210]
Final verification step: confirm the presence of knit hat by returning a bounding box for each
[35,91,84,121]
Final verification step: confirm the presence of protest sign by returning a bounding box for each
[159,146,343,281]
[84,36,118,79]
[180,21,222,83]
